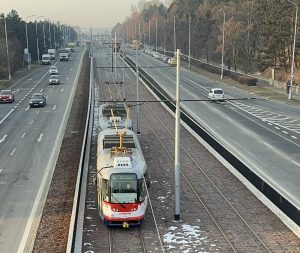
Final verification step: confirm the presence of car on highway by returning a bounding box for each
[49,74,60,85]
[0,89,15,103]
[29,93,46,107]
[49,66,58,75]
[208,88,225,101]
[168,57,177,65]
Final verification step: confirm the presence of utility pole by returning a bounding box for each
[174,49,181,221]
[155,19,157,52]
[35,20,40,63]
[188,13,191,68]
[148,21,151,47]
[48,21,52,48]
[173,15,176,54]
[25,19,30,70]
[221,11,225,80]
[136,23,140,134]
[4,16,11,80]
[287,0,298,100]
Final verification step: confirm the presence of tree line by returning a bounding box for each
[0,10,77,79]
[113,0,300,82]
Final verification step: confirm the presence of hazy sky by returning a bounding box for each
[1,0,143,29]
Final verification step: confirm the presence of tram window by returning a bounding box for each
[102,179,109,201]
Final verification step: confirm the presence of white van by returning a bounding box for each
[41,54,51,65]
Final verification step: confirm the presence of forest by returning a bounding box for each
[0,10,77,79]
[113,0,300,82]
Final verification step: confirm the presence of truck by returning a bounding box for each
[67,42,76,52]
[48,49,55,60]
[59,49,69,61]
[41,54,51,65]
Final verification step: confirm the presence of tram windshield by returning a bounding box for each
[110,173,137,204]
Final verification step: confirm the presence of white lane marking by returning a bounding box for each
[292,161,300,167]
[267,123,273,126]
[27,78,32,81]
[29,120,34,125]
[40,89,43,92]
[67,77,69,80]
[282,131,288,134]
[61,88,64,92]
[14,106,18,109]
[25,106,30,111]
[0,135,7,144]
[291,136,298,139]
[22,132,26,139]
[37,134,43,143]
[275,126,280,130]
[52,105,56,110]
[0,109,14,125]
[263,141,274,150]
[0,169,2,174]
[36,110,40,114]
[70,68,73,71]
[10,148,16,156]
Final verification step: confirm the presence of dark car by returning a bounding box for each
[0,90,15,103]
[29,93,46,107]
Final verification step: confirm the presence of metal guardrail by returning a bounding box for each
[124,55,300,227]
[66,55,93,253]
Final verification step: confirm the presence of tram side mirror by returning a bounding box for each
[146,180,150,189]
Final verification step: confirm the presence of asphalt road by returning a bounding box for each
[0,47,85,253]
[122,48,300,211]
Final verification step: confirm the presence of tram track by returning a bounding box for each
[108,227,147,253]
[84,49,164,253]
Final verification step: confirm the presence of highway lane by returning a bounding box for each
[122,49,300,211]
[0,47,85,253]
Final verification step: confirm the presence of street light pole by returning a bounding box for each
[48,21,52,48]
[164,18,166,55]
[174,49,181,221]
[35,16,43,63]
[25,15,34,70]
[148,20,151,47]
[287,0,298,100]
[4,16,11,80]
[173,15,176,54]
[42,21,46,52]
[221,10,225,80]
[53,22,56,49]
[35,20,40,63]
[155,19,158,52]
[185,12,191,68]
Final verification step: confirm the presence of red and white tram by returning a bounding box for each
[96,128,149,228]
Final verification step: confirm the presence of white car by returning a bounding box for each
[49,66,58,75]
[168,57,176,65]
[208,88,225,101]
[49,74,60,85]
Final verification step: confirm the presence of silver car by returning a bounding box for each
[49,66,58,74]
[49,74,60,85]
